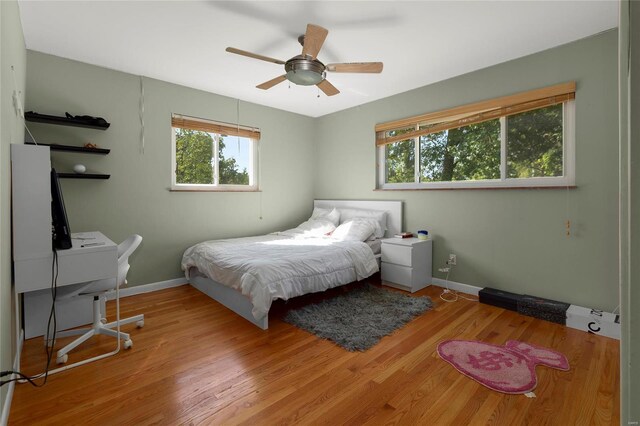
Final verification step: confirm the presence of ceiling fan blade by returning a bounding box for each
[317,79,340,97]
[226,47,286,65]
[256,75,287,90]
[301,24,329,59]
[326,62,384,73]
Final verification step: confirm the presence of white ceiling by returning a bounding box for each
[18,1,618,118]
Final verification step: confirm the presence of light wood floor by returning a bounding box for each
[10,279,619,425]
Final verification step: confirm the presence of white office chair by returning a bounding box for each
[51,234,145,364]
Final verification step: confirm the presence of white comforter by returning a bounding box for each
[181,234,379,320]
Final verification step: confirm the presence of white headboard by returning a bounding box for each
[313,199,402,238]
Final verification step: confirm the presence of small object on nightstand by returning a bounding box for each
[417,230,429,240]
[394,232,414,238]
[73,164,86,174]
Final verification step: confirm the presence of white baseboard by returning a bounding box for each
[431,278,482,296]
[105,278,187,300]
[1,330,24,426]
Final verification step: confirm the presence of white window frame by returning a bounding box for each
[171,120,259,192]
[377,100,575,189]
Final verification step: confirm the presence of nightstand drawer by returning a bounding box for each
[381,262,413,286]
[381,244,413,267]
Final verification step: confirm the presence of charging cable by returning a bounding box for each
[438,260,478,303]
[1,249,60,388]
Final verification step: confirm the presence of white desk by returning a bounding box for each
[11,146,119,338]
[18,232,118,338]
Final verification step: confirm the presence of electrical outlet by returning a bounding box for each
[448,254,457,265]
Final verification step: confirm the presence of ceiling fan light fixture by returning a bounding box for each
[286,69,323,86]
[285,56,325,86]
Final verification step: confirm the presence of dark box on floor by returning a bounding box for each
[517,295,569,325]
[478,287,522,311]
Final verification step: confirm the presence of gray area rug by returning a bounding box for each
[283,285,433,351]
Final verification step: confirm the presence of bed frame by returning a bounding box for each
[189,199,403,329]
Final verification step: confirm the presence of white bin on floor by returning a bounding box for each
[566,305,620,340]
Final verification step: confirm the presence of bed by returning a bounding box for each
[182,200,402,329]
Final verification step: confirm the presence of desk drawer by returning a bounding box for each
[381,243,413,267]
[15,249,117,293]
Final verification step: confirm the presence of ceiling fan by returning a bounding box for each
[226,24,383,97]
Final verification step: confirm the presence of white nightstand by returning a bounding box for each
[381,237,432,293]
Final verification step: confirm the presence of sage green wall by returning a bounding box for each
[622,0,639,421]
[25,51,316,286]
[0,0,26,412]
[315,30,619,311]
[630,1,639,417]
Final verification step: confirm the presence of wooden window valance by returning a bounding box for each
[172,114,261,140]
[375,82,575,146]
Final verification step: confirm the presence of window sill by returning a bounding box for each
[375,185,577,191]
[377,177,576,191]
[170,185,260,192]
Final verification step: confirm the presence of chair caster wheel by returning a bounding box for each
[56,354,68,364]
[123,339,133,349]
[100,318,108,324]
[136,320,144,328]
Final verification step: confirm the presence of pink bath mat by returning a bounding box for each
[437,340,569,394]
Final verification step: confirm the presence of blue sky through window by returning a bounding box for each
[221,135,251,171]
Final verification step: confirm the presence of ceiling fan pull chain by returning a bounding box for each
[237,99,241,151]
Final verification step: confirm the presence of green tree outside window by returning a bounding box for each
[175,129,249,185]
[384,104,564,184]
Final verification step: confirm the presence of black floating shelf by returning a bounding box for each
[58,173,110,180]
[25,111,110,130]
[25,142,110,155]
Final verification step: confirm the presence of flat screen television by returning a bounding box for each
[51,168,72,250]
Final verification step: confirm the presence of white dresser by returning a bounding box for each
[381,237,432,293]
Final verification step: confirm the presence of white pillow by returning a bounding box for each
[292,219,336,236]
[338,208,387,239]
[331,218,378,242]
[310,207,340,226]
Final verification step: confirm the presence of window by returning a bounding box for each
[376,82,575,189]
[171,114,259,191]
